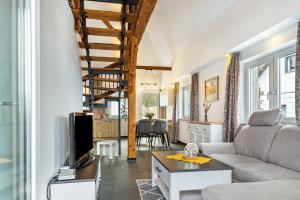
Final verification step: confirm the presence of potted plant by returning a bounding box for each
[145,112,155,120]
[120,100,128,136]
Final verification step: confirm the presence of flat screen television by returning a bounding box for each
[69,112,94,169]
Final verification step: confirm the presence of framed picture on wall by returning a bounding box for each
[205,76,219,102]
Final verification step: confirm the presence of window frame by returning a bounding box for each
[244,45,296,124]
[245,55,274,118]
[141,92,160,119]
[273,46,297,124]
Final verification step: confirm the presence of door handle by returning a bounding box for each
[156,166,162,173]
[267,91,277,100]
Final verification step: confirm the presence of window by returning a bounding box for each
[245,46,296,122]
[248,63,270,113]
[110,99,128,119]
[142,93,159,119]
[279,53,296,118]
[285,54,296,73]
[110,101,119,116]
[182,86,191,119]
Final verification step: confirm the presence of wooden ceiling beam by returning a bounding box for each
[72,9,135,23]
[132,0,157,43]
[136,66,172,71]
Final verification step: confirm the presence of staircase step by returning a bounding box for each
[81,67,128,75]
[89,0,138,5]
[84,86,127,91]
[94,95,125,99]
[72,9,135,23]
[78,42,124,50]
[94,77,120,82]
[82,27,132,38]
[82,67,120,71]
[80,56,120,62]
[83,77,120,82]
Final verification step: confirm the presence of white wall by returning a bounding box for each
[172,0,300,81]
[198,60,227,123]
[160,71,172,89]
[196,21,297,124]
[160,1,300,124]
[37,0,82,199]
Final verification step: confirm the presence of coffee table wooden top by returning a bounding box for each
[152,151,233,173]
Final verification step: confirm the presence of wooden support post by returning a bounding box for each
[127,37,138,160]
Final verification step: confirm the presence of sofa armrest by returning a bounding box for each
[199,143,236,155]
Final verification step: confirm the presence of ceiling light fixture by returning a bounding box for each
[140,69,158,89]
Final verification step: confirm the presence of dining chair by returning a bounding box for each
[152,120,171,149]
[136,119,152,148]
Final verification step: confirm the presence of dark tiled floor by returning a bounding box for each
[99,139,184,200]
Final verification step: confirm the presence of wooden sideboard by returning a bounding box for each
[179,120,223,144]
[93,119,118,138]
[93,119,128,139]
[50,156,101,200]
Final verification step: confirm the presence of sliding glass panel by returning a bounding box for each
[278,53,296,118]
[249,63,270,113]
[0,0,15,198]
[0,0,29,199]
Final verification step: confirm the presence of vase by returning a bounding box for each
[204,113,208,123]
[184,143,199,158]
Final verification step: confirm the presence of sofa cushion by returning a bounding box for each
[248,108,282,126]
[233,163,300,182]
[234,125,283,161]
[201,179,300,200]
[210,154,264,167]
[269,125,300,173]
[200,143,236,155]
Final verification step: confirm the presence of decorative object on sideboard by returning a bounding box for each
[203,103,212,123]
[205,76,219,102]
[184,143,199,159]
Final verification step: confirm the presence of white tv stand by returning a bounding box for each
[50,156,101,200]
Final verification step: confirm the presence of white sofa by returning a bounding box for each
[200,110,300,200]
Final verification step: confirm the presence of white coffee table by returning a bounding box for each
[96,140,118,160]
[152,151,232,200]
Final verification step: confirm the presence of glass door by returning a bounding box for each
[245,46,296,123]
[0,0,31,199]
[246,57,274,115]
[275,46,297,123]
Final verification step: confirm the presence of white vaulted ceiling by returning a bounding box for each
[137,0,236,66]
[83,0,300,80]
[84,0,236,68]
